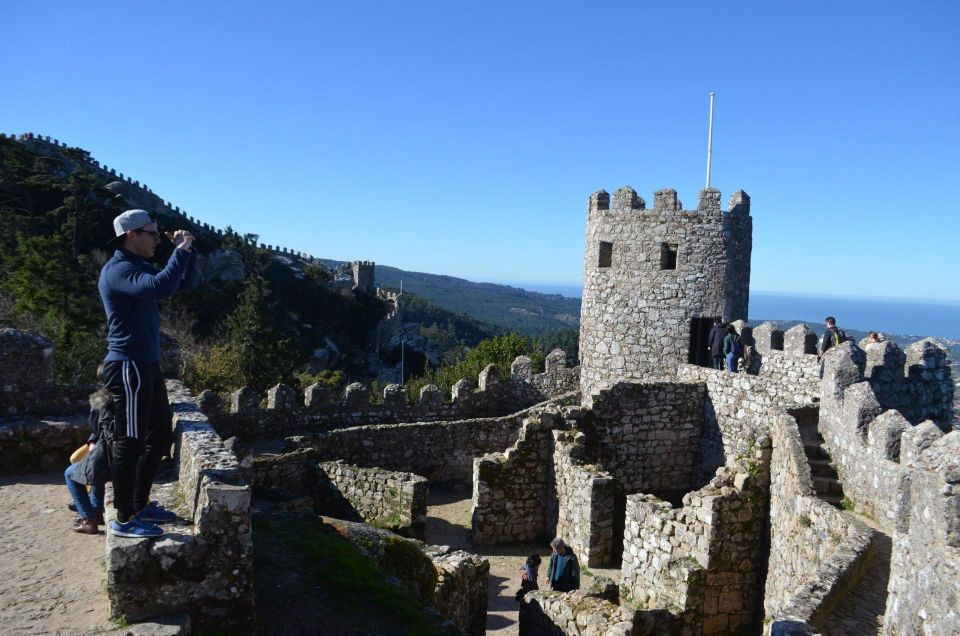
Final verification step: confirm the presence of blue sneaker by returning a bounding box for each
[136,501,178,523]
[110,518,163,539]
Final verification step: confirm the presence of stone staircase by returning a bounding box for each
[800,427,846,508]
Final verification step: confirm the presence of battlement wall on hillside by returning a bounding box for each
[201,349,579,439]
[3,133,317,261]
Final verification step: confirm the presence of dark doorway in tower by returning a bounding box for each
[688,317,715,367]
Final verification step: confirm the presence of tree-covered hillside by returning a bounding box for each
[0,137,387,388]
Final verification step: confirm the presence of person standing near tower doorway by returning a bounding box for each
[98,210,197,538]
[708,318,726,370]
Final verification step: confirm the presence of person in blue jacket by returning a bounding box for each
[98,209,196,539]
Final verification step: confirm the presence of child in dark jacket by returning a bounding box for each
[515,554,542,602]
[65,385,113,534]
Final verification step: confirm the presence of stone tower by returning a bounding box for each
[578,186,752,404]
[351,260,375,293]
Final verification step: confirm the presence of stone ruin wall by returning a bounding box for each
[106,381,255,632]
[521,577,676,636]
[764,409,875,629]
[817,342,958,635]
[619,450,771,636]
[551,429,621,568]
[0,328,92,420]
[579,187,752,404]
[320,460,428,539]
[428,545,490,636]
[677,323,822,485]
[202,349,578,440]
[471,408,561,545]
[240,449,429,538]
[587,381,705,495]
[295,398,577,484]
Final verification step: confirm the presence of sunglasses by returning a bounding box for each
[134,228,161,239]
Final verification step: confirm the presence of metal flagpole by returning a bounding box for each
[705,92,716,189]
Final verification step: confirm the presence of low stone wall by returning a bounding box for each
[298,398,576,483]
[587,381,704,494]
[764,409,874,626]
[0,416,89,474]
[106,381,255,632]
[323,517,489,635]
[471,408,561,545]
[320,460,428,539]
[202,351,579,439]
[552,429,621,567]
[242,447,319,497]
[619,451,770,636]
[240,450,428,538]
[520,580,674,636]
[428,545,490,636]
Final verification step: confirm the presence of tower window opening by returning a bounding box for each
[598,241,613,268]
[660,243,678,270]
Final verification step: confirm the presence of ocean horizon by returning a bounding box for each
[506,282,960,341]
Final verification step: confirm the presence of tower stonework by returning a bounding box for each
[579,186,752,404]
[351,260,375,293]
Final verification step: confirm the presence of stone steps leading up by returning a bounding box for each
[800,427,846,509]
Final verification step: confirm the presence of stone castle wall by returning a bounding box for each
[471,410,562,545]
[428,545,490,636]
[0,329,92,418]
[552,429,621,568]
[677,350,821,485]
[242,450,427,539]
[106,381,255,631]
[297,399,576,483]
[320,460,428,539]
[203,350,578,439]
[764,409,875,627]
[619,453,770,636]
[817,342,959,635]
[579,187,752,404]
[862,338,954,427]
[587,381,705,495]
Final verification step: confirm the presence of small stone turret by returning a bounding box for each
[351,260,375,293]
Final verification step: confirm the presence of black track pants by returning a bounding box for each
[102,360,172,520]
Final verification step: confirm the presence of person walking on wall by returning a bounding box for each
[723,325,743,372]
[546,538,580,592]
[817,316,849,361]
[98,210,196,539]
[708,318,726,370]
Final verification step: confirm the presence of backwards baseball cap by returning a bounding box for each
[106,209,154,247]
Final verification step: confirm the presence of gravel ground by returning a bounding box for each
[0,471,121,635]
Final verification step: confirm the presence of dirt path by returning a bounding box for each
[425,483,620,636]
[0,472,118,635]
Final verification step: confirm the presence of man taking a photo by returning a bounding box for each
[98,209,196,538]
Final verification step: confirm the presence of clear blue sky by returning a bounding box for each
[3,1,958,301]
